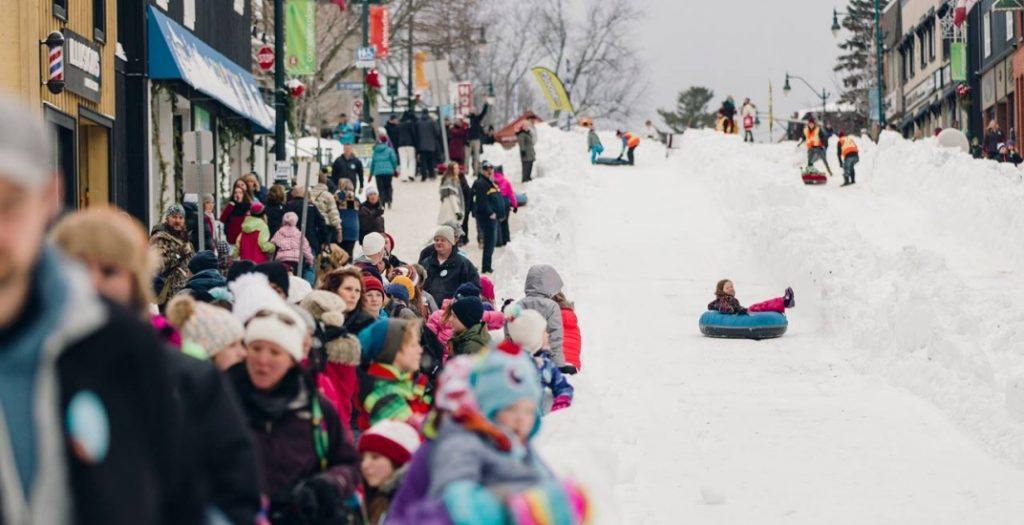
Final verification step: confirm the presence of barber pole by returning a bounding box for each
[43,31,66,95]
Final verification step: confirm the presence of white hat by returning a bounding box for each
[230,273,286,324]
[357,420,422,467]
[244,304,306,362]
[362,232,386,256]
[433,225,456,246]
[287,275,313,304]
[507,308,547,353]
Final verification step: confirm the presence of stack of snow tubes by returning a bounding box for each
[699,311,788,340]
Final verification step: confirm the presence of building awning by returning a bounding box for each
[147,6,274,134]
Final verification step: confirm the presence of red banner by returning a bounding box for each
[370,6,389,59]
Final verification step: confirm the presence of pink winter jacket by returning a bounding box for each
[493,171,519,209]
[427,298,505,346]
[271,213,313,265]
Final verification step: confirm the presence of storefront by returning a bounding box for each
[1,0,118,211]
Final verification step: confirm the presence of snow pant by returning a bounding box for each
[590,148,600,164]
[807,147,832,174]
[744,130,754,142]
[418,150,436,181]
[375,174,395,206]
[522,160,534,182]
[497,215,511,247]
[469,139,482,174]
[749,297,786,313]
[477,214,497,272]
[340,240,355,259]
[399,146,417,180]
[843,154,859,184]
[627,146,636,165]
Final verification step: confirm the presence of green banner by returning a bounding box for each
[951,42,966,82]
[285,0,316,76]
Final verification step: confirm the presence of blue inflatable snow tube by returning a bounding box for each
[699,311,788,340]
[515,192,528,206]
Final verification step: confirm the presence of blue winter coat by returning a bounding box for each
[335,122,358,144]
[371,143,399,176]
[340,207,360,242]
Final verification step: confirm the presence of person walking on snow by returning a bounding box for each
[467,101,490,174]
[741,98,758,143]
[335,113,359,144]
[836,132,860,187]
[331,143,365,193]
[471,162,505,274]
[708,279,795,315]
[371,134,400,208]
[517,120,537,182]
[397,110,419,182]
[797,117,834,177]
[616,130,641,165]
[585,121,604,164]
[415,109,443,182]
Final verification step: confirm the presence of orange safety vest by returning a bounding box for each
[624,132,640,148]
[804,126,822,149]
[839,136,859,159]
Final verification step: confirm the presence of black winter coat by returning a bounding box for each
[419,248,480,303]
[357,201,386,243]
[385,121,401,148]
[284,197,330,255]
[415,117,442,152]
[331,155,365,192]
[468,104,489,141]
[265,202,287,237]
[167,352,261,524]
[471,175,505,219]
[396,116,418,148]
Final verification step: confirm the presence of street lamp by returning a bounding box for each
[783,72,830,121]
[832,2,885,130]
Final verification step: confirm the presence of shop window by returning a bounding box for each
[1007,11,1015,42]
[94,0,106,43]
[928,27,935,62]
[53,0,67,21]
[984,11,992,58]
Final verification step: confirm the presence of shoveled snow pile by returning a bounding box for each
[672,129,1024,467]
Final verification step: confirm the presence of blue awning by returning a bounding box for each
[148,6,274,133]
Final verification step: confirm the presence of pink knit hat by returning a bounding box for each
[479,276,496,303]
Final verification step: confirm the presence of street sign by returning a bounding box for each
[356,46,376,68]
[387,76,399,97]
[257,45,275,71]
[183,164,216,194]
[275,160,292,183]
[352,99,364,119]
[336,81,364,91]
[183,130,214,164]
[456,82,473,117]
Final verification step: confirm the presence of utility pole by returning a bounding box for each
[274,0,286,165]
[407,12,414,110]
[874,0,886,129]
[361,0,373,139]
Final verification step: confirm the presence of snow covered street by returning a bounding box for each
[385,126,1024,523]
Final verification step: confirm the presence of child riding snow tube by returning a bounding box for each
[700,280,793,340]
[699,311,788,340]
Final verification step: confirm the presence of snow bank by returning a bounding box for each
[671,130,1024,467]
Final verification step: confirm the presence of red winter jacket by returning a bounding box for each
[561,307,582,370]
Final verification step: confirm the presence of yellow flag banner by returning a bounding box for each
[531,67,574,114]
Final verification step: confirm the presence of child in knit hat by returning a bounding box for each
[426,351,589,525]
[166,294,246,369]
[506,307,574,413]
[446,296,491,357]
[358,420,422,524]
[235,201,276,264]
[271,211,313,274]
[358,319,430,429]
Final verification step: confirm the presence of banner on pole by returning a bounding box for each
[414,51,430,90]
[285,0,317,76]
[370,6,390,59]
[531,66,574,114]
[951,42,967,82]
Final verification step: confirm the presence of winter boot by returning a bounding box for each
[784,287,795,308]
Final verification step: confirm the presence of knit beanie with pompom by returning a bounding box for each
[166,294,244,357]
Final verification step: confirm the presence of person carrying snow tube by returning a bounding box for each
[699,279,794,340]
[615,130,640,165]
[837,131,859,187]
[797,117,833,178]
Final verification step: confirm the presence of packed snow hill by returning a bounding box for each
[408,124,1024,523]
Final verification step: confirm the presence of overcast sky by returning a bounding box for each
[632,0,850,139]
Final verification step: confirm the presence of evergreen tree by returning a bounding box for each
[834,0,888,129]
[658,86,716,132]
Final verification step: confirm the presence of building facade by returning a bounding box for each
[2,0,119,211]
[882,2,906,128]
[971,0,1018,142]
[896,0,960,138]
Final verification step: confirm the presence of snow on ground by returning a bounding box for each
[384,124,1024,524]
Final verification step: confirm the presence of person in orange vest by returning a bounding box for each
[836,131,860,187]
[616,130,641,165]
[796,117,834,177]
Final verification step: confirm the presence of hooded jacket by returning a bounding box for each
[371,142,399,176]
[309,183,341,230]
[0,248,202,524]
[271,214,314,266]
[235,216,275,264]
[438,176,464,226]
[515,265,566,366]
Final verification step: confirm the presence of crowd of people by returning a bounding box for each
[0,95,590,525]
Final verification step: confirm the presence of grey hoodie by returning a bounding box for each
[515,265,565,366]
